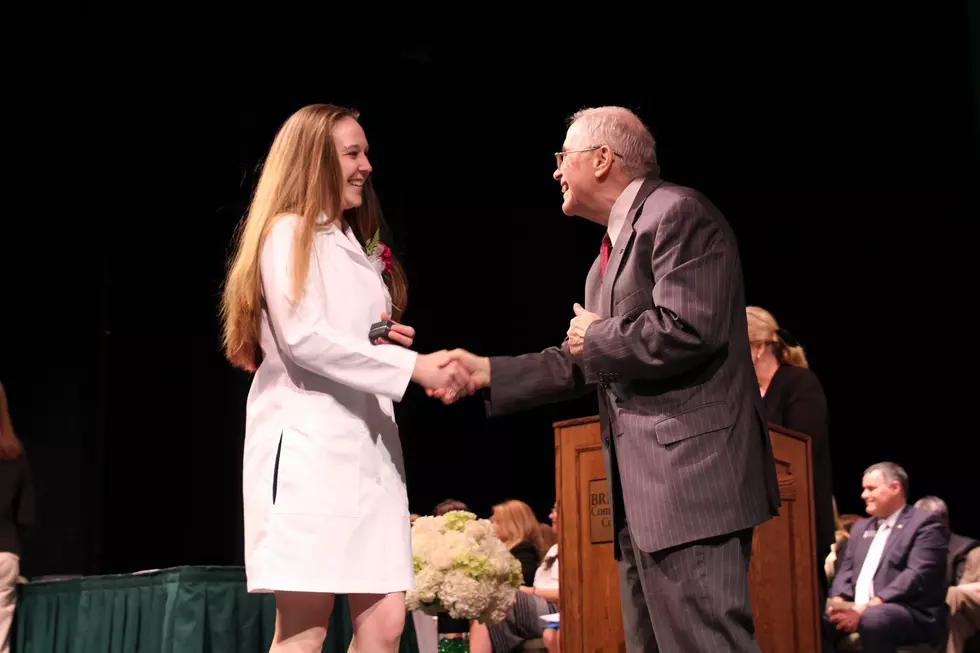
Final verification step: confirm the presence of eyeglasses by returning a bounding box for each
[554,145,623,169]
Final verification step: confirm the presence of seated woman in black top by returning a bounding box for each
[489,500,546,589]
[747,307,835,608]
[0,381,33,653]
[470,500,551,653]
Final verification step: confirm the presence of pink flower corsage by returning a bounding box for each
[365,230,393,280]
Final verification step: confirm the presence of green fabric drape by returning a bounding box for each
[15,566,419,653]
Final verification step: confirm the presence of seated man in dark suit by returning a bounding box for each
[825,462,949,653]
[914,495,980,587]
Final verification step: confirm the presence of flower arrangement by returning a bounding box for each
[364,229,393,282]
[406,510,523,624]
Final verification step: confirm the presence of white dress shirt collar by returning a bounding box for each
[879,505,904,530]
[607,177,645,247]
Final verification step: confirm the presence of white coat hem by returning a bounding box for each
[247,577,416,595]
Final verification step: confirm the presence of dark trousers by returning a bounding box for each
[617,523,761,653]
[818,560,834,653]
[821,603,941,653]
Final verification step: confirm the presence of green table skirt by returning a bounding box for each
[15,565,419,653]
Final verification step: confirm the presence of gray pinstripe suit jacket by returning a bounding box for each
[487,177,780,554]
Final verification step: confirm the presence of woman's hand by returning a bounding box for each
[411,351,472,403]
[375,312,415,348]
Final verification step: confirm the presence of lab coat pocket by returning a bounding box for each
[273,426,362,517]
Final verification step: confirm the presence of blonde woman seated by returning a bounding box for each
[471,501,559,653]
[824,498,862,584]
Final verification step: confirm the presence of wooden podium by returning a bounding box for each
[553,417,820,653]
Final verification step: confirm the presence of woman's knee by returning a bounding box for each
[272,592,334,649]
[350,593,406,645]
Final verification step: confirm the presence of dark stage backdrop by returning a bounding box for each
[4,6,978,576]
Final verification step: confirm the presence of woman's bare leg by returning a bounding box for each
[348,592,406,653]
[270,591,334,653]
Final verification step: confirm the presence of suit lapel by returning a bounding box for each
[599,177,664,317]
[876,506,911,577]
[852,520,876,577]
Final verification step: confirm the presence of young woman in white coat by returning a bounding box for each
[221,103,470,653]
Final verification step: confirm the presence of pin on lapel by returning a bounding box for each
[896,524,903,529]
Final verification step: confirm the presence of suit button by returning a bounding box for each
[376,476,383,486]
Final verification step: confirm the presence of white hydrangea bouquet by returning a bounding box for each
[406,510,523,624]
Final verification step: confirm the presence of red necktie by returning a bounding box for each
[600,233,612,276]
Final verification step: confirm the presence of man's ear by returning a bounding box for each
[594,145,615,179]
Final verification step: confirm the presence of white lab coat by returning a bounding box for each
[242,214,418,594]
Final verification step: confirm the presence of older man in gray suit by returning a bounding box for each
[438,106,780,652]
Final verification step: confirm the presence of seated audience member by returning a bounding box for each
[826,498,864,583]
[915,495,980,587]
[0,381,33,653]
[747,307,835,608]
[825,462,949,653]
[433,498,470,517]
[946,547,980,653]
[471,502,561,653]
[538,522,557,551]
[826,498,849,582]
[489,500,546,588]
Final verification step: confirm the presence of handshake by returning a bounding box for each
[411,349,489,405]
[372,312,488,405]
[379,302,601,404]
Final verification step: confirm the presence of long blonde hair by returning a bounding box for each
[0,381,23,461]
[832,497,848,540]
[220,104,408,371]
[746,306,808,368]
[491,500,548,558]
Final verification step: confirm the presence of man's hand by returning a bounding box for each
[411,351,471,402]
[829,608,862,633]
[567,303,599,356]
[426,349,490,404]
[375,312,415,348]
[828,599,878,634]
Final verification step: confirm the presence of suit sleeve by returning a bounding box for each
[875,515,949,604]
[485,339,592,417]
[830,533,857,600]
[580,197,735,383]
[261,216,417,401]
